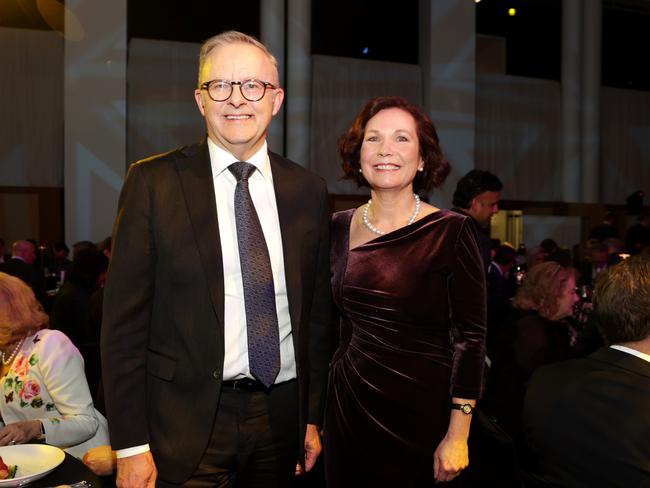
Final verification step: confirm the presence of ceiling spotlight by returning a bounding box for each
[508,8,517,16]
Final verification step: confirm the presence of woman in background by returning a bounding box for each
[0,272,109,459]
[324,96,487,486]
[482,262,579,439]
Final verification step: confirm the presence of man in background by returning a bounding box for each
[0,239,46,306]
[452,169,503,271]
[523,255,650,487]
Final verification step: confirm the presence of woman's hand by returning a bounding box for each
[0,420,42,445]
[433,434,469,483]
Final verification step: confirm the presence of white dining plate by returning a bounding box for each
[0,444,65,487]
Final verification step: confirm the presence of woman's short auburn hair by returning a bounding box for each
[0,272,48,345]
[512,262,575,320]
[338,96,450,193]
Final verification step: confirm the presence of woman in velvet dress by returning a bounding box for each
[324,96,487,486]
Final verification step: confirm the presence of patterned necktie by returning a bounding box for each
[228,161,280,387]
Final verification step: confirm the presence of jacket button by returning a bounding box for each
[212,370,221,380]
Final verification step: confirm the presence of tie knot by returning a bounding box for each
[229,161,257,182]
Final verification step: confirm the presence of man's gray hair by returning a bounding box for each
[197,31,279,87]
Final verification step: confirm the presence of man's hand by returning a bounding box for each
[116,451,157,488]
[295,423,322,476]
[83,445,117,476]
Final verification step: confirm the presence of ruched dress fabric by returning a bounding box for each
[324,209,487,487]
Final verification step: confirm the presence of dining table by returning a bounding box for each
[29,452,112,488]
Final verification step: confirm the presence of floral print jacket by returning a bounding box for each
[0,329,109,458]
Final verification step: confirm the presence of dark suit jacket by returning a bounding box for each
[101,139,332,483]
[0,257,47,306]
[451,207,491,273]
[523,347,650,488]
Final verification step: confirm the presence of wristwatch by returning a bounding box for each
[451,403,474,415]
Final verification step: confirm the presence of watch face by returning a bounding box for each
[461,404,472,414]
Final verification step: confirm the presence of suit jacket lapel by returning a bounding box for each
[270,153,303,332]
[176,139,225,327]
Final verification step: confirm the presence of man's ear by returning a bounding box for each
[271,88,285,116]
[194,89,206,116]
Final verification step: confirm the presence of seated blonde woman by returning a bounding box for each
[481,262,580,440]
[0,272,109,459]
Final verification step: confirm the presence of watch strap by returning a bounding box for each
[451,402,474,414]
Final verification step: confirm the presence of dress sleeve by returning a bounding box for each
[448,218,487,399]
[37,331,99,447]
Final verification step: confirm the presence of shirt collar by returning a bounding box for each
[610,344,650,364]
[489,261,504,276]
[207,139,272,181]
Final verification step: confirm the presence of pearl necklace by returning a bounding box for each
[362,193,421,236]
[2,338,24,366]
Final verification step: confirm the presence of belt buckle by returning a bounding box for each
[228,378,260,391]
[233,378,251,390]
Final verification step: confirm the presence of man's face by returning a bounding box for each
[468,190,500,227]
[23,243,36,265]
[193,42,284,161]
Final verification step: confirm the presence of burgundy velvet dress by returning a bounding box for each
[324,208,487,487]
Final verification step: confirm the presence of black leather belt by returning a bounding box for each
[221,378,270,392]
[221,378,296,392]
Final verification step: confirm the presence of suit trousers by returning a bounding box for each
[158,379,299,488]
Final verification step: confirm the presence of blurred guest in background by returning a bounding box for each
[532,238,558,266]
[523,255,650,487]
[325,96,486,486]
[72,241,97,260]
[0,238,8,264]
[452,169,503,271]
[577,239,609,289]
[50,248,109,401]
[625,209,650,256]
[486,245,517,355]
[0,272,109,459]
[50,242,72,285]
[0,240,46,308]
[588,210,619,241]
[96,236,112,261]
[604,237,625,265]
[481,262,579,441]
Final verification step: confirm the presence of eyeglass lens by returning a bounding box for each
[207,80,267,102]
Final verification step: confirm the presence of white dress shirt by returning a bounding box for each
[610,344,650,363]
[208,139,296,383]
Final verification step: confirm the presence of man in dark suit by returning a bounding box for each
[451,169,503,272]
[101,31,331,487]
[523,254,650,487]
[0,239,46,306]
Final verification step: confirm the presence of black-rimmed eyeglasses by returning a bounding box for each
[199,79,277,102]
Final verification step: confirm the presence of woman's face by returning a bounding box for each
[359,107,424,193]
[554,274,579,320]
